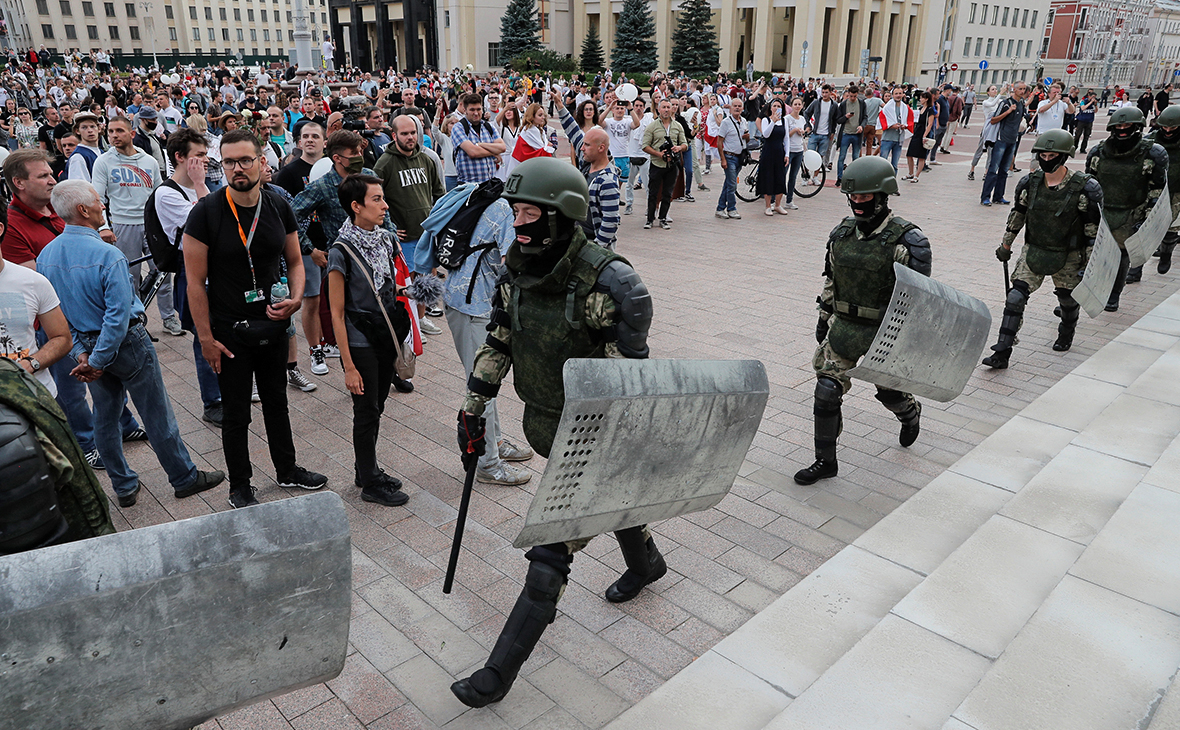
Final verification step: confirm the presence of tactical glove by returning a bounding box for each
[816,317,830,344]
[995,245,1012,262]
[457,411,486,468]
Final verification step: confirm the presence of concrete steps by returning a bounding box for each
[608,291,1180,730]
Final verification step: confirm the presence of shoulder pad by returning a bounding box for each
[1082,176,1103,199]
[1150,143,1170,165]
[901,227,932,277]
[1085,146,1100,168]
[829,218,857,240]
[1016,173,1033,194]
[597,260,652,359]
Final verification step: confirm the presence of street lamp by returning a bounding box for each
[1034,57,1044,82]
[139,0,158,70]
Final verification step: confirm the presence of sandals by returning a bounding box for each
[909,177,920,183]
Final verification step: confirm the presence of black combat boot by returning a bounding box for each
[1159,235,1178,274]
[1106,250,1131,312]
[451,554,567,708]
[876,390,922,447]
[795,377,841,485]
[983,281,1027,368]
[982,347,1012,369]
[1053,288,1080,352]
[605,528,667,603]
[1126,265,1143,284]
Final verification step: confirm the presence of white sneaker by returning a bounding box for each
[420,319,443,336]
[475,463,532,485]
[321,344,340,358]
[775,205,790,215]
[727,210,742,219]
[287,366,317,392]
[765,207,774,216]
[783,202,798,210]
[309,346,329,376]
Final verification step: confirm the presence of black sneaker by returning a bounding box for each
[123,427,148,442]
[117,481,141,508]
[425,306,444,317]
[393,376,414,393]
[355,471,404,491]
[203,403,223,427]
[85,448,105,470]
[228,483,259,509]
[277,466,328,490]
[362,482,409,506]
[175,469,225,499]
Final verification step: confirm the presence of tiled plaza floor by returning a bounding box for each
[99,126,1180,729]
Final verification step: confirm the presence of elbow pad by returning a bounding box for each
[902,229,933,277]
[595,260,653,359]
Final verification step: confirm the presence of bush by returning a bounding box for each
[508,49,578,73]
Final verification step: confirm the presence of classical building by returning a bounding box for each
[328,0,440,71]
[935,0,1051,89]
[1139,0,1180,87]
[1039,0,1153,88]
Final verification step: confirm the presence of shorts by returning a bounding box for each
[614,157,631,179]
[302,253,323,297]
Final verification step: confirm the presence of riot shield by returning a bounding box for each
[512,359,769,549]
[845,263,991,403]
[0,491,352,730]
[1073,217,1121,318]
[1125,182,1171,267]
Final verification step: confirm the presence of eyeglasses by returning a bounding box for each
[222,156,259,170]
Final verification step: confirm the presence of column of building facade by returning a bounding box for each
[600,0,613,69]
[718,0,739,76]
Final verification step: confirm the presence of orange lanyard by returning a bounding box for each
[227,193,262,293]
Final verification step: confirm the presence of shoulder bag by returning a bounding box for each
[336,241,416,380]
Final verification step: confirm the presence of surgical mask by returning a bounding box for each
[143,120,157,130]
[345,155,364,173]
[1037,153,1067,173]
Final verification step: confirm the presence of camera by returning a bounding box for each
[659,136,680,166]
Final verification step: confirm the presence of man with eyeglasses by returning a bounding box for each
[183,129,329,509]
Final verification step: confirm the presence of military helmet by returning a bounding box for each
[839,155,899,196]
[503,157,589,221]
[1158,104,1180,129]
[1031,128,1076,157]
[1108,106,1146,130]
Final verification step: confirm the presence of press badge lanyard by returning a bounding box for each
[226,193,263,302]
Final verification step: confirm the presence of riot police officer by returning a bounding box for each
[1150,104,1180,274]
[983,129,1104,369]
[1085,107,1169,310]
[795,156,932,486]
[450,157,657,708]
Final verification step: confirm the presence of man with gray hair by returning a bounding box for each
[36,180,224,508]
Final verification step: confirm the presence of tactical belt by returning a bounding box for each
[833,301,883,321]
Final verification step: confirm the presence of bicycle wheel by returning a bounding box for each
[735,150,762,203]
[793,161,826,199]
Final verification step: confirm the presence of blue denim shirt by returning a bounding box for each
[37,224,144,370]
[414,192,515,317]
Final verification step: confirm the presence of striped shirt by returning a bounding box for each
[586,165,620,250]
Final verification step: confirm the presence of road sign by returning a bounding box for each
[1175,69,1180,76]
[1044,76,1053,84]
[979,60,989,70]
[1066,63,1078,75]
[951,63,959,71]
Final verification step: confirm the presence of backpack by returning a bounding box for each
[434,178,504,303]
[143,179,191,273]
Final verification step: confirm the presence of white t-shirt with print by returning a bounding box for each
[0,261,62,395]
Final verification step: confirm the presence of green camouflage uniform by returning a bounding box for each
[1005,169,1104,293]
[1085,137,1168,246]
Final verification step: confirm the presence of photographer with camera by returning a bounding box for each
[640,99,687,230]
[360,107,392,167]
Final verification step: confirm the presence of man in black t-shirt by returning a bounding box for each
[1156,85,1173,121]
[182,128,328,509]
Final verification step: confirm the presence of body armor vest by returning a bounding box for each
[0,402,68,555]
[1093,138,1153,232]
[506,229,624,457]
[828,216,918,361]
[1023,169,1090,275]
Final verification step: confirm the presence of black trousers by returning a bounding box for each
[646,163,675,223]
[350,345,395,486]
[1073,121,1093,151]
[213,323,298,487]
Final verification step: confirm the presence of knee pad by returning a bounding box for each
[523,558,568,603]
[814,376,843,413]
[1006,280,1030,310]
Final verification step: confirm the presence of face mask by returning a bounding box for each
[143,120,157,130]
[1110,126,1141,145]
[1160,127,1180,143]
[848,193,887,223]
[345,155,364,173]
[1038,153,1067,173]
[514,215,552,254]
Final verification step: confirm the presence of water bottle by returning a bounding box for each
[270,276,289,305]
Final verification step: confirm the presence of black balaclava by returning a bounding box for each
[1159,127,1180,144]
[509,205,577,275]
[849,192,890,233]
[1037,153,1067,173]
[1109,124,1142,153]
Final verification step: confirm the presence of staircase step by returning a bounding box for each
[947,416,1077,493]
[1146,666,1180,730]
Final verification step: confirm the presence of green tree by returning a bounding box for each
[581,24,605,73]
[612,0,657,73]
[670,0,718,77]
[499,0,542,64]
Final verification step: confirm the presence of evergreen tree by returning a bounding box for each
[670,0,719,77]
[499,0,542,63]
[581,25,604,73]
[612,0,657,73]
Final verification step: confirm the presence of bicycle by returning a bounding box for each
[733,143,827,202]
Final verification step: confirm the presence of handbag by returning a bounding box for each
[336,241,416,380]
[922,136,936,150]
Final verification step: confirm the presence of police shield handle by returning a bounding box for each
[443,459,479,594]
[512,359,770,549]
[1124,182,1172,268]
[1073,217,1123,318]
[846,263,993,402]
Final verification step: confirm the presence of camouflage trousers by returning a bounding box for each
[554,525,652,558]
[811,339,915,404]
[1011,246,1085,294]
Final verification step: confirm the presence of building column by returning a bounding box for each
[460,0,477,69]
[600,1,614,65]
[572,0,587,62]
[790,0,815,77]
[851,1,870,76]
[655,0,672,71]
[752,0,774,72]
[829,0,849,74]
[351,5,370,71]
[719,0,738,74]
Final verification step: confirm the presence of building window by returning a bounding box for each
[233,8,239,19]
[287,29,293,41]
[103,1,113,16]
[263,28,269,40]
[971,69,978,84]
[1021,69,1028,81]
[235,27,242,40]
[963,36,971,55]
[974,37,982,55]
[985,38,993,56]
[221,27,228,40]
[203,6,210,19]
[42,22,53,36]
[60,0,71,14]
[249,28,255,40]
[1030,10,1037,27]
[86,23,97,37]
[320,12,325,23]
[207,26,213,40]
[124,2,133,15]
[488,41,500,66]
[980,5,987,24]
[1021,8,1028,27]
[108,24,117,38]
[286,11,292,22]
[1002,69,1008,81]
[992,6,998,24]
[537,11,548,29]
[1039,37,1047,56]
[188,6,195,19]
[969,2,976,23]
[65,24,76,37]
[261,9,267,20]
[82,0,92,14]
[218,7,224,19]
[1001,7,1008,26]
[247,9,253,19]
[36,0,48,14]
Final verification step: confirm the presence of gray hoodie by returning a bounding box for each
[91,146,163,226]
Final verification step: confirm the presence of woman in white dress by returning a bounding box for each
[496,99,523,181]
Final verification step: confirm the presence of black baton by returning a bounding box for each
[443,458,478,594]
[1003,259,1011,294]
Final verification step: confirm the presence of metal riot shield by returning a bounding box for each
[512,359,769,549]
[845,263,992,403]
[1073,217,1121,318]
[0,491,352,730]
[1124,182,1171,267]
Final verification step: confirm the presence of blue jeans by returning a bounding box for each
[77,323,198,497]
[879,139,902,170]
[928,125,946,160]
[445,175,458,192]
[174,262,222,408]
[37,328,140,452]
[681,149,693,193]
[785,150,803,203]
[837,133,862,180]
[717,152,740,212]
[807,133,831,159]
[981,139,1017,203]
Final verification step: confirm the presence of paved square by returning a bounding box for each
[105,128,1180,729]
